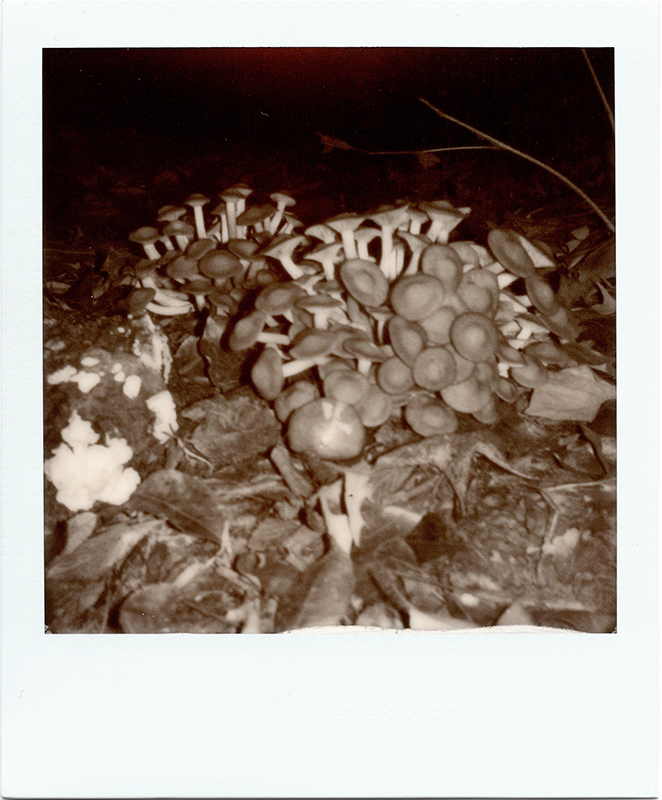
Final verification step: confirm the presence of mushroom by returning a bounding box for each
[218,188,246,239]
[274,380,320,422]
[186,238,216,261]
[399,231,430,275]
[448,241,481,268]
[417,306,457,346]
[165,255,200,284]
[377,356,415,395]
[342,337,389,375]
[340,258,389,309]
[185,193,210,240]
[509,353,549,388]
[420,201,467,244]
[368,205,410,279]
[412,347,457,391]
[163,220,195,251]
[295,294,345,330]
[198,249,243,287]
[181,276,214,311]
[288,398,366,461]
[260,234,307,280]
[487,228,536,278]
[405,393,458,436]
[472,393,500,424]
[457,268,500,317]
[420,244,463,292]
[229,183,254,237]
[354,227,382,262]
[449,312,499,362]
[306,241,345,281]
[251,346,285,400]
[354,384,393,428]
[129,226,161,261]
[407,207,429,236]
[449,347,477,383]
[323,368,371,407]
[325,213,365,260]
[389,274,446,322]
[387,315,427,367]
[289,328,339,361]
[255,281,306,323]
[281,213,304,236]
[228,310,267,351]
[304,223,337,245]
[524,273,561,315]
[268,191,297,235]
[440,375,493,414]
[209,202,230,243]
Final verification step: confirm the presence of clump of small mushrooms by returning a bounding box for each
[129,188,581,461]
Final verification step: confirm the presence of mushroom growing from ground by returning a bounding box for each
[268,191,297,235]
[405,393,458,436]
[377,356,415,395]
[198,249,243,286]
[274,380,320,422]
[186,193,210,240]
[369,205,411,279]
[288,398,366,461]
[420,201,467,244]
[449,312,499,362]
[440,375,493,414]
[387,315,427,367]
[325,213,365,260]
[251,346,285,400]
[129,226,162,261]
[487,228,536,277]
[261,234,308,280]
[306,241,345,281]
[420,244,463,292]
[524,273,561,316]
[163,220,195,251]
[323,368,371,407]
[219,188,247,240]
[412,346,457,391]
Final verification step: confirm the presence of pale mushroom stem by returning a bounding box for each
[192,207,207,240]
[146,302,193,316]
[403,250,422,275]
[160,236,175,252]
[225,201,238,239]
[378,226,396,279]
[142,242,161,261]
[268,201,288,235]
[175,234,191,251]
[340,230,358,260]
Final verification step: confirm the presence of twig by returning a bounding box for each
[419,97,615,233]
[581,49,615,135]
[360,145,496,156]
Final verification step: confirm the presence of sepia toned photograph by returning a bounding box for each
[42,46,617,633]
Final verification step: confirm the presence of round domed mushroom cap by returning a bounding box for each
[186,239,216,260]
[487,228,536,278]
[199,250,242,281]
[163,220,195,239]
[228,310,267,351]
[157,205,187,223]
[509,353,549,388]
[255,281,306,315]
[377,356,415,395]
[166,255,200,283]
[237,204,277,228]
[274,380,321,422]
[186,193,210,207]
[418,306,457,345]
[524,273,561,315]
[323,368,371,407]
[387,315,428,367]
[289,328,339,359]
[412,347,457,391]
[354,384,393,428]
[389,274,446,321]
[457,269,500,317]
[288,398,365,461]
[421,244,463,292]
[251,347,284,400]
[340,258,389,308]
[405,394,458,436]
[450,312,499,362]
[440,375,493,414]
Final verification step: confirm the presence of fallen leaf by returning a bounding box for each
[526,365,615,421]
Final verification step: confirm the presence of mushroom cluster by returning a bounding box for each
[129,188,579,459]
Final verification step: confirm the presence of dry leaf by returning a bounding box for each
[526,365,615,421]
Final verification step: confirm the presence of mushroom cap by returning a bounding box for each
[207,289,239,315]
[163,220,195,239]
[255,281,306,315]
[236,204,277,227]
[487,228,536,278]
[449,347,477,383]
[369,204,410,229]
[389,274,446,321]
[387,315,427,366]
[417,305,457,345]
[449,241,481,268]
[166,255,200,283]
[420,244,463,291]
[325,213,366,235]
[377,356,415,395]
[289,328,339,359]
[509,353,549,388]
[270,190,296,208]
[457,268,500,316]
[295,294,343,314]
[186,239,216,260]
[412,347,457,391]
[304,223,337,244]
[218,188,246,204]
[340,258,389,308]
[342,337,389,362]
[472,394,500,424]
[323,368,371,406]
[288,398,365,461]
[440,375,493,413]
[157,205,187,223]
[251,347,284,400]
[524,273,561,315]
[228,239,260,260]
[450,312,499,362]
[307,240,345,265]
[199,249,243,281]
[261,234,307,261]
[228,310,267,351]
[354,384,393,428]
[229,183,254,198]
[274,380,320,422]
[420,202,466,237]
[186,193,210,207]
[129,226,160,245]
[405,393,458,436]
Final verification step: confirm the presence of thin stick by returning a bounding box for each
[581,49,615,135]
[360,145,496,156]
[419,97,615,233]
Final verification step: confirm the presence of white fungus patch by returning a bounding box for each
[114,371,126,382]
[146,390,178,443]
[47,365,101,393]
[80,356,100,367]
[122,375,142,398]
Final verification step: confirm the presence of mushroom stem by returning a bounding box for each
[146,302,193,315]
[318,479,354,555]
[281,357,330,378]
[192,207,207,240]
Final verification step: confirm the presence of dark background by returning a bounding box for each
[43,48,614,239]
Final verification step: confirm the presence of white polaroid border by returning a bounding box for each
[2,2,658,797]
